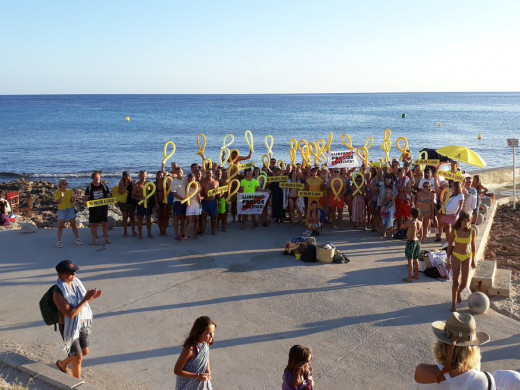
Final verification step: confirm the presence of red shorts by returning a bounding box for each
[395,198,411,219]
[329,195,344,209]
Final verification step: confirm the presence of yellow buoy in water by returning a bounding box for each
[437,123,442,127]
[478,134,482,140]
[125,116,130,122]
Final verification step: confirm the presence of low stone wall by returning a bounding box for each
[469,166,520,188]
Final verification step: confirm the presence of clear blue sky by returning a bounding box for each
[1,1,519,94]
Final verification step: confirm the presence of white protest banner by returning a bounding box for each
[326,150,362,168]
[237,193,269,215]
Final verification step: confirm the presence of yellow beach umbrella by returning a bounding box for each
[436,145,486,168]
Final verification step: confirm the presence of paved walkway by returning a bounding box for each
[0,218,518,389]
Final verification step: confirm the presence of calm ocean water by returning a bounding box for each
[1,93,519,188]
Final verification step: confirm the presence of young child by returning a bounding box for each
[304,200,322,236]
[403,207,423,282]
[282,345,314,390]
[174,316,216,390]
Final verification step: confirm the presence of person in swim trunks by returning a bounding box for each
[403,207,422,282]
[446,211,476,312]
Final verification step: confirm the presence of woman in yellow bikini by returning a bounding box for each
[446,211,476,312]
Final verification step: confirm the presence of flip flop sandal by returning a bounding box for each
[75,238,83,245]
[56,360,69,375]
[56,241,62,248]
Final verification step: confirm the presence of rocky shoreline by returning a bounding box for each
[0,179,123,229]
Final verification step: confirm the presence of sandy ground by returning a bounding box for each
[484,201,520,321]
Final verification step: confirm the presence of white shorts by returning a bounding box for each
[186,202,201,216]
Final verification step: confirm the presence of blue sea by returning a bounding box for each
[1,93,519,188]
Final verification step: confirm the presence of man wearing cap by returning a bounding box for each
[85,171,110,247]
[53,260,102,379]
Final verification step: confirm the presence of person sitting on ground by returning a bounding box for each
[0,191,11,226]
[305,200,322,236]
[413,312,493,389]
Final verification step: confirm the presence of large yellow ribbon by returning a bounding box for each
[380,128,392,162]
[163,176,174,203]
[196,134,206,157]
[181,181,199,206]
[308,141,322,165]
[229,149,240,165]
[202,158,213,173]
[244,130,254,153]
[356,147,369,168]
[227,164,239,183]
[352,173,365,196]
[219,134,235,166]
[364,137,374,150]
[417,151,428,171]
[264,135,274,157]
[440,188,449,214]
[316,139,328,161]
[162,141,176,165]
[395,136,409,161]
[138,182,157,208]
[301,145,312,168]
[341,134,355,151]
[226,178,240,203]
[258,171,268,190]
[276,160,286,171]
[325,132,333,152]
[331,177,344,201]
[262,154,270,168]
[289,148,296,167]
[219,148,231,167]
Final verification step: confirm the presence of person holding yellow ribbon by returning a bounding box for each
[117,172,137,237]
[215,168,228,232]
[200,168,219,235]
[183,172,203,241]
[85,171,111,247]
[132,170,155,240]
[305,167,323,214]
[351,172,366,229]
[154,171,171,237]
[284,170,304,224]
[328,170,346,228]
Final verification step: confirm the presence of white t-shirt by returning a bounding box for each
[412,368,491,390]
[493,370,520,390]
[419,178,437,191]
[445,193,464,215]
[172,177,188,199]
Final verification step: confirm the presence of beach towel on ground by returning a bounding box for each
[56,277,92,353]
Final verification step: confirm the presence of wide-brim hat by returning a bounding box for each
[432,312,490,346]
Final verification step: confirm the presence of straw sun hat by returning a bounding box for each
[432,312,490,346]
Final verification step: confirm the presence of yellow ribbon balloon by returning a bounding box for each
[258,172,268,190]
[297,139,308,152]
[163,176,174,203]
[325,132,333,152]
[162,141,176,165]
[265,135,274,157]
[138,182,157,208]
[276,160,286,171]
[440,188,449,214]
[364,137,374,150]
[202,158,213,173]
[301,145,312,168]
[341,134,355,151]
[229,149,240,166]
[395,136,409,161]
[308,141,322,165]
[262,154,270,168]
[289,148,297,167]
[331,177,344,201]
[245,130,254,153]
[222,134,234,150]
[316,139,328,161]
[181,181,199,206]
[219,148,231,167]
[226,178,240,203]
[196,134,206,157]
[352,172,365,196]
[227,164,239,183]
[356,147,370,168]
[380,128,392,162]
